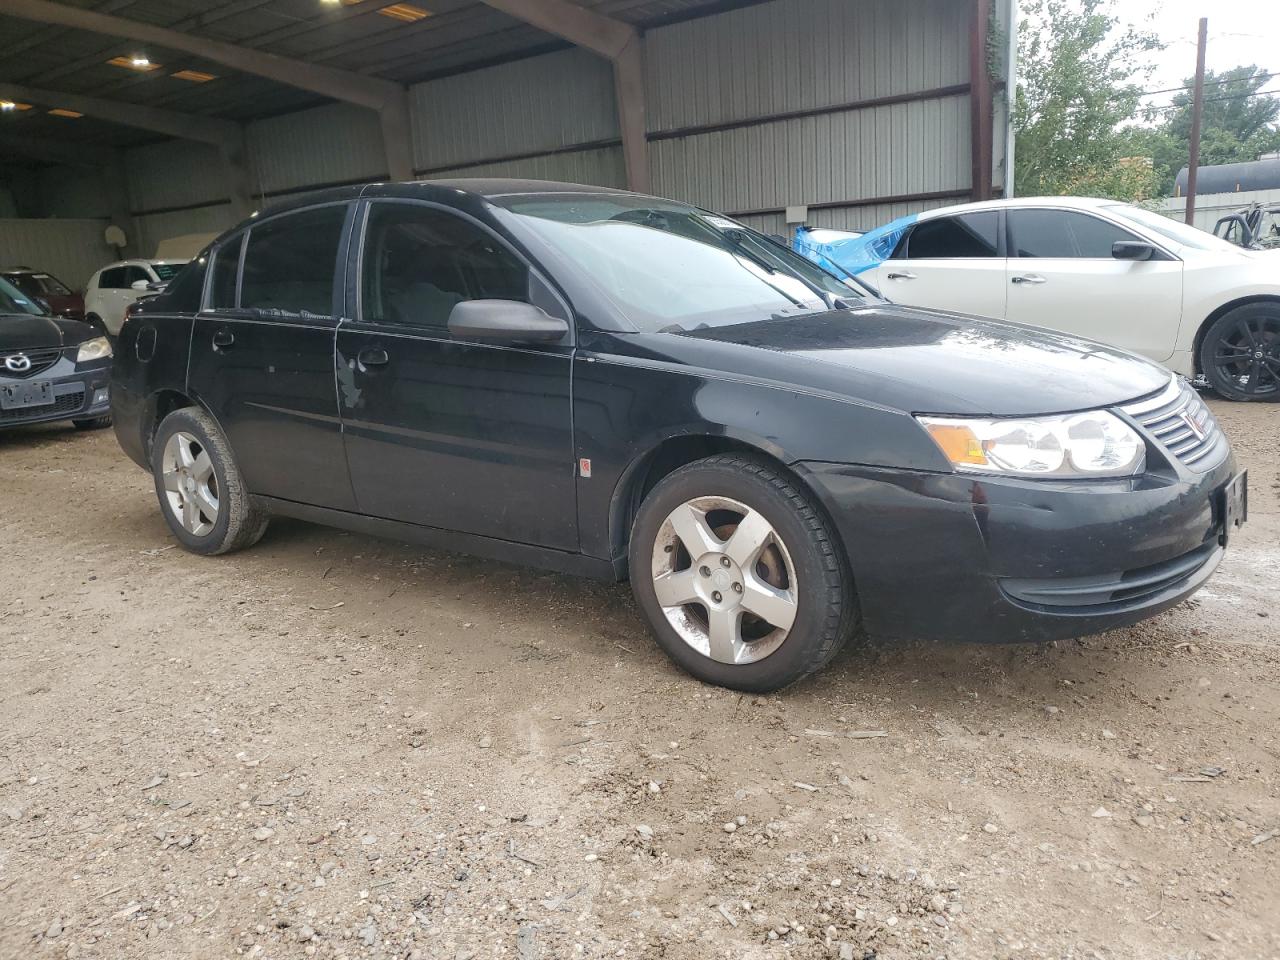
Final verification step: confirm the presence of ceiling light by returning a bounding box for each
[48,108,83,118]
[378,3,430,21]
[107,55,161,72]
[0,100,31,111]
[172,69,217,83]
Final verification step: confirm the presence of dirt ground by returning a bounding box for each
[0,396,1276,960]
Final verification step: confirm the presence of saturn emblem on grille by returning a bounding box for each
[1179,410,1207,442]
[4,354,32,373]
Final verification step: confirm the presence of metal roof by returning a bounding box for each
[0,0,757,153]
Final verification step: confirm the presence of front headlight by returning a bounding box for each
[918,410,1145,478]
[76,336,113,363]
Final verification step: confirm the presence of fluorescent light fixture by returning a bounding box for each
[172,69,217,82]
[378,3,430,21]
[107,55,161,72]
[0,100,32,111]
[48,108,84,118]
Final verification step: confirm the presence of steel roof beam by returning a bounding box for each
[3,0,414,181]
[477,0,649,192]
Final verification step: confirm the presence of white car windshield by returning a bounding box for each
[494,195,867,333]
[1105,204,1239,253]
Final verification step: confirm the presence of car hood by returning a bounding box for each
[0,313,94,351]
[646,304,1171,416]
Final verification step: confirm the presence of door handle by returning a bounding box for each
[885,271,917,280]
[1011,274,1047,285]
[357,347,389,371]
[212,329,235,350]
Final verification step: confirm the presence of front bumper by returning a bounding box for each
[0,358,111,428]
[797,449,1236,645]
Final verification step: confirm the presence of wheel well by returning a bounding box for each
[609,435,829,568]
[143,389,196,459]
[1192,295,1280,373]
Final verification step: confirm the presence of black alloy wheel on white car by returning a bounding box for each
[629,454,858,692]
[1199,303,1280,402]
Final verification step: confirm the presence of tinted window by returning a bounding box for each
[1009,209,1140,258]
[906,213,999,258]
[209,236,242,309]
[124,266,150,287]
[160,258,206,313]
[361,203,528,329]
[151,263,185,282]
[241,205,346,315]
[99,267,125,289]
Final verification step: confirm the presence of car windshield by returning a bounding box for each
[151,262,187,282]
[1104,204,1238,252]
[0,276,46,317]
[493,194,867,332]
[6,272,72,297]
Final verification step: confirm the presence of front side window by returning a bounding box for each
[124,266,150,288]
[99,267,125,290]
[241,205,347,316]
[361,203,528,329]
[492,194,863,333]
[1009,209,1140,258]
[905,213,999,258]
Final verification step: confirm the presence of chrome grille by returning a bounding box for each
[1120,377,1224,470]
[1,347,62,378]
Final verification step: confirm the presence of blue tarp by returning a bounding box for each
[792,214,917,276]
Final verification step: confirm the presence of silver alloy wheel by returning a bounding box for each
[649,495,798,665]
[160,431,219,537]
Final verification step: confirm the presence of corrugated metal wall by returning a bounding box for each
[0,218,114,289]
[247,102,387,195]
[12,0,988,262]
[410,48,621,179]
[39,167,111,219]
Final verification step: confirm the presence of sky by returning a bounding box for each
[1122,0,1280,110]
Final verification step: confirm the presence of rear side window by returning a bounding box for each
[241,205,347,316]
[1008,209,1140,258]
[905,213,999,258]
[360,202,528,329]
[208,236,243,309]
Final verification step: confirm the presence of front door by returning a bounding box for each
[336,200,578,551]
[1004,208,1185,362]
[869,210,1007,319]
[187,203,356,512]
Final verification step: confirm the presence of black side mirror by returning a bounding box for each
[1113,240,1155,261]
[447,299,568,344]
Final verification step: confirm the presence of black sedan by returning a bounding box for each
[1,276,112,432]
[109,180,1244,691]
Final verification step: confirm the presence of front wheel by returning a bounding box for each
[1198,304,1280,401]
[72,416,111,430]
[151,406,268,555]
[629,454,858,692]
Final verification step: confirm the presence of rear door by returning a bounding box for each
[869,210,1007,319]
[187,203,357,511]
[1004,208,1184,361]
[336,199,577,550]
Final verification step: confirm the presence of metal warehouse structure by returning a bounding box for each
[0,0,1015,287]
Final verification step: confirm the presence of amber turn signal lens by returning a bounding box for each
[922,423,987,466]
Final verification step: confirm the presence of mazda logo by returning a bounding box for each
[3,354,32,373]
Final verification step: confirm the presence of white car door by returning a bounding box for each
[1004,208,1184,362]
[869,210,1007,319]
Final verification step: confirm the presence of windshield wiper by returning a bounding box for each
[724,229,842,310]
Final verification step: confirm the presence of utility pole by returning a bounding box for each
[1185,17,1208,225]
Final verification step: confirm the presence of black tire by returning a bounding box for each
[1198,303,1280,402]
[628,454,858,692]
[72,416,112,430]
[151,406,268,556]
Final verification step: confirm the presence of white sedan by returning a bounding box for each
[817,197,1280,401]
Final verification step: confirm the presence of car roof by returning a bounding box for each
[918,196,1122,220]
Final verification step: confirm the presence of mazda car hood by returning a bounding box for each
[651,304,1171,417]
[0,313,88,351]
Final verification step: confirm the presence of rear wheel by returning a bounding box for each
[1199,304,1280,401]
[629,454,857,692]
[151,406,268,555]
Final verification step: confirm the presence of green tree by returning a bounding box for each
[1014,0,1163,199]
[1145,66,1280,194]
